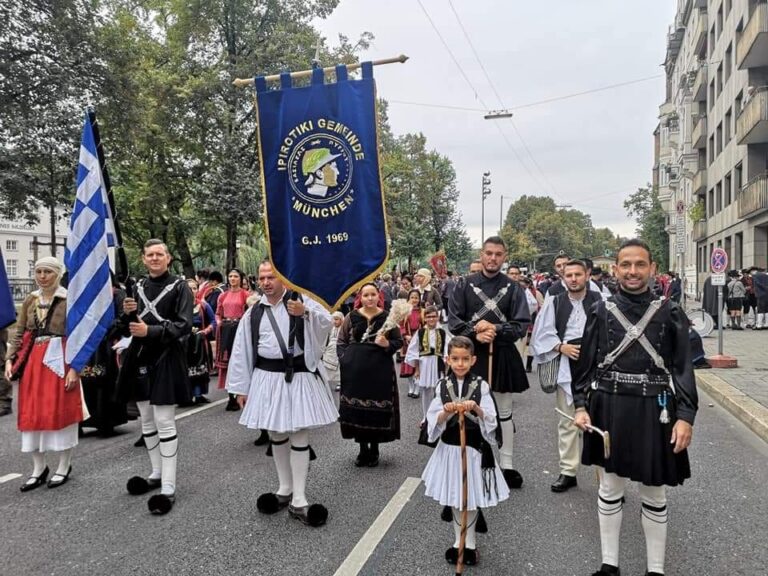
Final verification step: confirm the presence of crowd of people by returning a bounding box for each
[1,235,733,575]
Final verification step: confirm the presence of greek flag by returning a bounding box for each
[64,111,115,372]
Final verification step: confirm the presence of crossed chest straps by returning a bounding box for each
[469,282,510,324]
[598,298,668,373]
[441,377,480,425]
[136,279,182,323]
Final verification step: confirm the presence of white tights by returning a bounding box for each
[451,508,479,550]
[495,392,515,469]
[29,449,72,478]
[137,401,177,496]
[269,429,311,508]
[598,470,668,573]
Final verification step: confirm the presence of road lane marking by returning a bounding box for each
[175,398,228,421]
[0,473,22,484]
[332,476,422,576]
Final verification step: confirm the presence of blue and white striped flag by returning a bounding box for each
[65,111,115,372]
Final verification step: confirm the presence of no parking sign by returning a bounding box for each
[710,248,728,286]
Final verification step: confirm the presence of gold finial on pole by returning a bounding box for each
[232,54,409,88]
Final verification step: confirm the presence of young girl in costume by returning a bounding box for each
[399,289,423,398]
[421,336,509,566]
[404,305,447,423]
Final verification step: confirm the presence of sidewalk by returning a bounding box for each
[697,327,768,443]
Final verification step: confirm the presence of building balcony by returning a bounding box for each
[737,87,768,145]
[738,173,768,219]
[737,2,768,69]
[692,65,707,102]
[693,168,707,196]
[693,12,708,56]
[692,220,707,242]
[692,115,707,148]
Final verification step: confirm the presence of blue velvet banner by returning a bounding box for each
[254,62,388,309]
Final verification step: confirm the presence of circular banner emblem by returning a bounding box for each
[288,134,353,205]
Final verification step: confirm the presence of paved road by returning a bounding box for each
[1,372,766,576]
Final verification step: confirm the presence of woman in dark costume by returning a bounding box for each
[337,283,403,467]
[80,275,128,436]
[186,279,216,404]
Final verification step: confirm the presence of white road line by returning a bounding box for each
[0,473,23,484]
[175,398,229,420]
[332,476,422,576]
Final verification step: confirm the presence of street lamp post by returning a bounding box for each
[481,171,491,242]
[499,195,514,231]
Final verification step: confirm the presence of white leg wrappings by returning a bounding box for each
[137,400,161,479]
[598,470,626,568]
[154,404,177,495]
[496,392,515,469]
[451,508,479,549]
[289,429,311,508]
[270,432,292,497]
[640,484,668,574]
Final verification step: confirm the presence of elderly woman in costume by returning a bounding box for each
[4,257,84,491]
[414,268,442,309]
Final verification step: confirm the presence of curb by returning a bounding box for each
[696,371,768,444]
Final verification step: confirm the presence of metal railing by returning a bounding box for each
[9,279,36,303]
[738,172,768,219]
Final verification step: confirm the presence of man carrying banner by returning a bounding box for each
[571,239,697,576]
[448,236,530,489]
[116,239,193,515]
[226,260,338,527]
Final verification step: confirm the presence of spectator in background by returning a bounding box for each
[668,271,682,304]
[726,271,746,330]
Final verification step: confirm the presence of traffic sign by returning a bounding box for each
[711,272,726,286]
[710,248,728,273]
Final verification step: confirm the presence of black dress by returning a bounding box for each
[337,309,403,443]
[115,272,193,406]
[571,289,698,486]
[80,288,128,433]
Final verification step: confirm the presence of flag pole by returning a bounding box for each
[232,54,408,88]
[86,108,129,285]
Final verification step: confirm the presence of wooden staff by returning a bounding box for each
[456,405,468,576]
[487,341,494,387]
[232,54,409,88]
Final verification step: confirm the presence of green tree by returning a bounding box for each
[623,184,669,271]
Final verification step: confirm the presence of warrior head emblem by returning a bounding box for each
[302,148,341,198]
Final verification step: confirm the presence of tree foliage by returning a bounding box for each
[623,184,669,271]
[500,194,623,271]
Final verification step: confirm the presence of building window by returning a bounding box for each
[724,108,732,146]
[5,239,18,251]
[716,181,723,213]
[725,172,732,205]
[716,64,723,98]
[709,25,716,59]
[736,90,744,114]
[27,260,34,278]
[708,135,715,164]
[709,80,715,110]
[716,123,723,156]
[725,43,732,83]
[708,189,715,217]
[725,0,732,17]
[6,259,17,277]
[717,3,724,38]
[735,163,743,197]
[735,232,743,269]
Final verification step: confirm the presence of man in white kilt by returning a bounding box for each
[226,261,338,527]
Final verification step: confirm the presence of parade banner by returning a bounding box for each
[254,62,388,310]
[430,250,447,279]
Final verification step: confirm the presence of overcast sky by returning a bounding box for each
[314,0,677,247]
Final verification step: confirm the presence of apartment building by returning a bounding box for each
[0,207,68,300]
[656,0,768,295]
